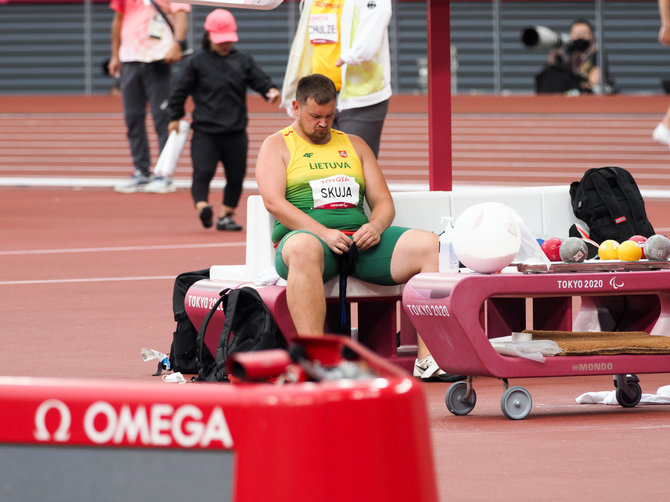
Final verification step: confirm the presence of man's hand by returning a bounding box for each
[547,48,564,65]
[322,228,353,255]
[108,56,121,78]
[164,42,183,64]
[352,222,382,251]
[660,23,670,45]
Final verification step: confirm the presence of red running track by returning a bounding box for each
[4,94,670,191]
[2,94,670,501]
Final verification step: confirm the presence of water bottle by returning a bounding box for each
[161,356,171,371]
[439,216,459,273]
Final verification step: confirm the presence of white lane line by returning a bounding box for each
[0,275,177,286]
[0,242,244,256]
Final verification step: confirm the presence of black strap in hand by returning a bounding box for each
[338,242,358,334]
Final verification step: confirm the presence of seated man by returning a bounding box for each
[255,73,462,382]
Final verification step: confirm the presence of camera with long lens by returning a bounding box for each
[522,26,593,54]
[521,26,570,50]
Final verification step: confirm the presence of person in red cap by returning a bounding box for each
[167,9,280,230]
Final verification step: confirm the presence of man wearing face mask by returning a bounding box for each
[536,18,616,95]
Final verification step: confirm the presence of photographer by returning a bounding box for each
[536,19,616,95]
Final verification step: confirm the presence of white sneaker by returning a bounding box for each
[652,122,670,145]
[144,176,176,193]
[413,355,466,383]
[114,173,151,193]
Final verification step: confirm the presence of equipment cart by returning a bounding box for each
[402,264,670,419]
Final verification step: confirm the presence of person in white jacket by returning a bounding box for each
[281,0,392,157]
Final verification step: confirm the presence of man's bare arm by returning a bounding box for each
[108,12,123,77]
[660,0,670,45]
[164,10,188,63]
[349,135,395,251]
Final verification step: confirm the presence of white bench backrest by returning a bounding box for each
[243,187,580,280]
[539,185,583,239]
[391,191,452,233]
[246,195,277,275]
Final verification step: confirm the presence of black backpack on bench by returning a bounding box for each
[569,166,655,244]
[194,287,285,382]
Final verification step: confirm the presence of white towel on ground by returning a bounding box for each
[576,385,670,405]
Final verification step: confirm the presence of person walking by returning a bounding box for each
[108,0,191,193]
[166,9,280,230]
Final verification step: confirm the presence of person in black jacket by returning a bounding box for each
[167,9,280,230]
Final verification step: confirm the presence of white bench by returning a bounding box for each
[211,186,580,288]
[190,186,582,370]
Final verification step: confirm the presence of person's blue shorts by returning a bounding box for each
[275,226,410,286]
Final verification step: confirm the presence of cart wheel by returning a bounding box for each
[445,381,476,416]
[500,386,532,420]
[615,380,642,408]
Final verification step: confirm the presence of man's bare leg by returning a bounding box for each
[282,232,327,335]
[390,228,465,381]
[390,229,440,359]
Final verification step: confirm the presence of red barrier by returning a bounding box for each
[0,336,438,502]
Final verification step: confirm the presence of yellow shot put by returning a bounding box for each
[598,239,620,260]
[617,240,642,261]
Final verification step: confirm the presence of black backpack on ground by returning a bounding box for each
[195,287,285,382]
[167,268,210,374]
[569,166,655,244]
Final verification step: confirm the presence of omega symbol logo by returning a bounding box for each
[34,399,71,442]
[609,277,624,290]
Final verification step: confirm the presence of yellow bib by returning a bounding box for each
[308,0,344,90]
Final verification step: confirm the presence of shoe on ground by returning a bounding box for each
[652,122,670,145]
[199,205,213,228]
[413,355,466,383]
[216,214,242,231]
[114,173,151,193]
[144,176,176,193]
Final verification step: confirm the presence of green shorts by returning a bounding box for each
[275,226,410,286]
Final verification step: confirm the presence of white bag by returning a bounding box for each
[153,120,190,178]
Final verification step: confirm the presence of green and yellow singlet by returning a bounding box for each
[272,126,367,243]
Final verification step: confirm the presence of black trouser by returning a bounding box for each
[334,99,389,158]
[190,129,248,209]
[120,61,171,176]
